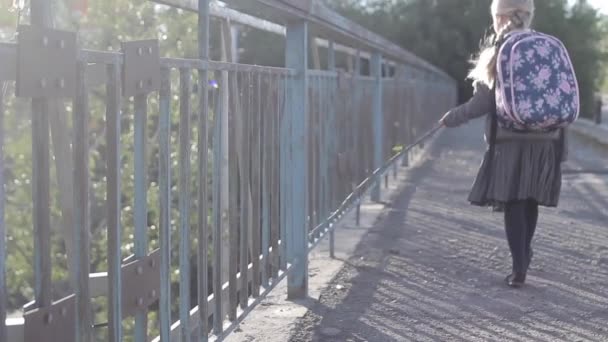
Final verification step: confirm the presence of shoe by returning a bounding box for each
[505,273,526,288]
[492,204,504,212]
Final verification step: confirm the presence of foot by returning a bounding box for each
[505,273,526,288]
[492,204,504,213]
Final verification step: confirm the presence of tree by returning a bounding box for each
[0,2,202,339]
[326,0,608,117]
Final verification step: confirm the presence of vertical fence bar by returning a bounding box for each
[354,50,362,183]
[401,67,411,167]
[198,1,211,339]
[158,67,172,342]
[324,76,331,223]
[334,80,341,206]
[353,51,362,226]
[212,72,223,334]
[196,0,213,341]
[107,61,123,342]
[133,92,149,342]
[327,42,335,258]
[336,77,343,207]
[392,78,399,179]
[313,76,320,234]
[279,74,288,272]
[261,73,270,287]
[73,61,92,342]
[271,74,281,279]
[318,76,322,231]
[370,52,383,202]
[309,76,317,233]
[251,72,262,298]
[285,21,309,299]
[30,4,52,311]
[178,68,192,342]
[32,92,52,310]
[318,77,324,231]
[239,73,251,310]
[324,77,330,216]
[0,84,6,342]
[219,22,231,310]
[228,71,239,322]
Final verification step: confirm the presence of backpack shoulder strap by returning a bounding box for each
[489,35,502,153]
[488,83,498,156]
[482,77,499,202]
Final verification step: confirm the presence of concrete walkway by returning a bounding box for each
[288,121,608,342]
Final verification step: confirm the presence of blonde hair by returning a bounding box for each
[468,0,535,87]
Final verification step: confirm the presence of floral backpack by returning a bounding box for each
[495,30,580,132]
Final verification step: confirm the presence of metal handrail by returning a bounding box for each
[0,0,457,341]
[308,124,443,245]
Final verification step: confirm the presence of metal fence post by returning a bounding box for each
[285,20,309,299]
[371,52,383,202]
[0,81,6,342]
[107,58,123,342]
[197,0,212,339]
[30,0,53,313]
[73,61,92,342]
[354,50,362,226]
[328,40,336,258]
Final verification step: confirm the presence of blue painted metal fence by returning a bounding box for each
[0,0,457,341]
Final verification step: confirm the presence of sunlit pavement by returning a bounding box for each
[289,120,608,342]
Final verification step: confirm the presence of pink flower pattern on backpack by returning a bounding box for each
[512,50,524,70]
[496,31,580,132]
[535,41,551,58]
[530,66,551,90]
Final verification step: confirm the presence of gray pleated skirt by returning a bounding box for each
[468,139,562,207]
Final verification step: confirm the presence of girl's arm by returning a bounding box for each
[440,82,493,127]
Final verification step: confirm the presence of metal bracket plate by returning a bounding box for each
[16,25,77,98]
[122,248,161,317]
[121,40,161,97]
[24,295,76,342]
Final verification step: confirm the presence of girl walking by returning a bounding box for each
[440,0,576,287]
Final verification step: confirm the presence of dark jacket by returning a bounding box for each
[441,82,568,161]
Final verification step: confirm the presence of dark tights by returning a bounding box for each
[504,200,539,274]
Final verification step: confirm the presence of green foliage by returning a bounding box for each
[1,1,211,337]
[1,0,605,338]
[327,0,608,117]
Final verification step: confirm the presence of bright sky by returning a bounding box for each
[572,0,608,14]
[591,0,608,13]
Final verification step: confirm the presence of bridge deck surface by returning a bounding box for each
[288,120,608,342]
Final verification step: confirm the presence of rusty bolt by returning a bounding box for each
[45,313,53,324]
